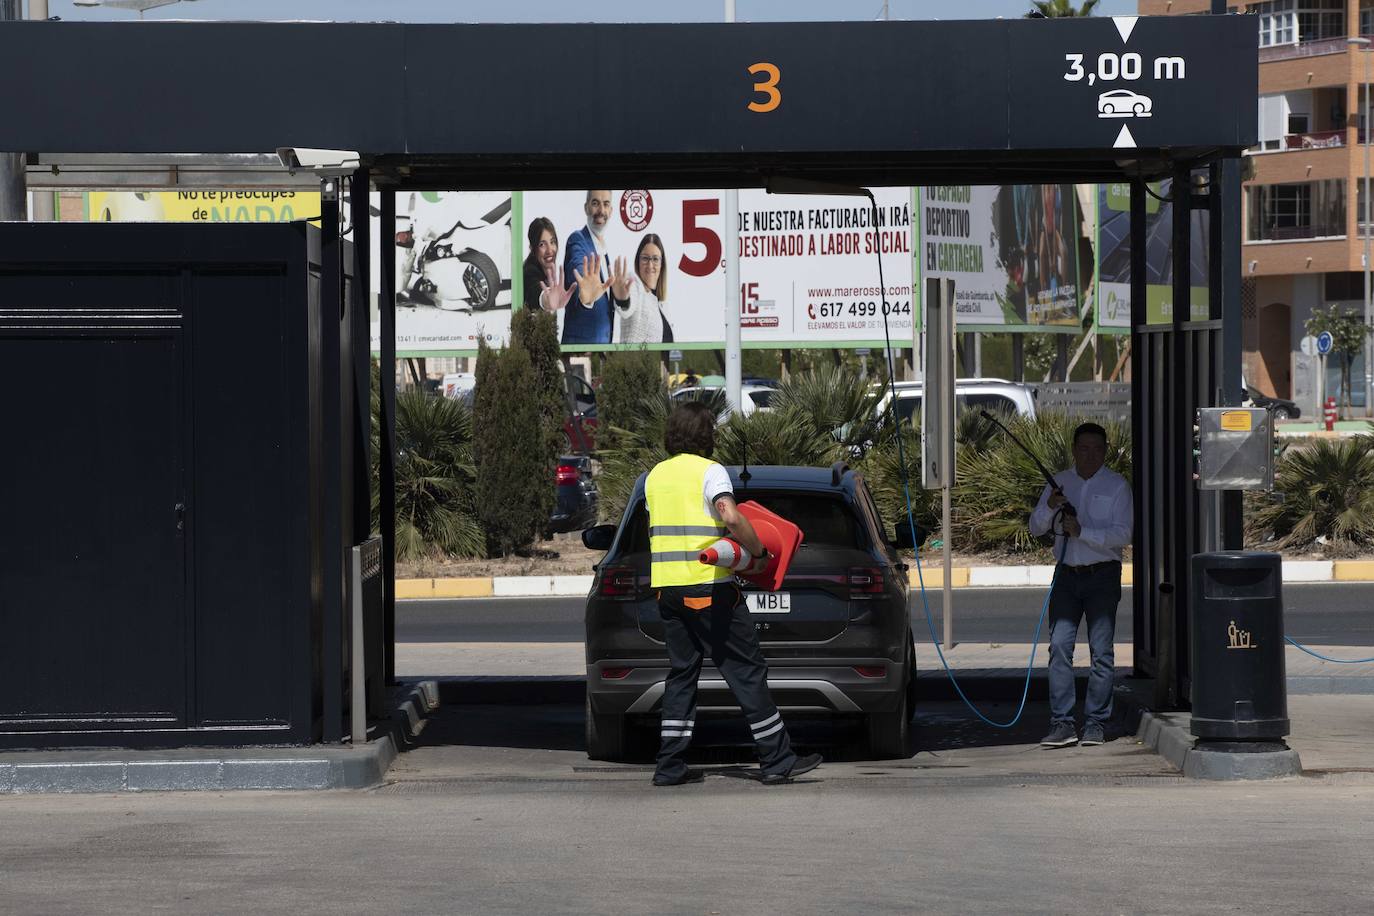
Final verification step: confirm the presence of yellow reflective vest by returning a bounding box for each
[645,453,731,588]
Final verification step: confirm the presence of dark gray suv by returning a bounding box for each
[581,463,921,761]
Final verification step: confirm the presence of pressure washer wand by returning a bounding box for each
[978,410,1076,517]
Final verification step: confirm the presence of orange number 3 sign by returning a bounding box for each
[747,62,781,113]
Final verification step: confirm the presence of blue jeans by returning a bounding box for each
[1047,562,1121,728]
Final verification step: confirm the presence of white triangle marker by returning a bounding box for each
[1113,15,1138,43]
[1114,124,1137,149]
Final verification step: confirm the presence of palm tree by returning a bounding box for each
[1247,436,1374,550]
[376,389,486,560]
[1029,0,1099,17]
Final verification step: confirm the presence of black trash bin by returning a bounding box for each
[1189,552,1289,741]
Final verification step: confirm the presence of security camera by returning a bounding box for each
[275,147,361,177]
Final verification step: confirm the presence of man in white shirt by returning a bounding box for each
[1028,422,1133,749]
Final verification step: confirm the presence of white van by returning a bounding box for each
[874,378,1038,425]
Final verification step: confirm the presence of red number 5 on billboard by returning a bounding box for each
[680,199,722,277]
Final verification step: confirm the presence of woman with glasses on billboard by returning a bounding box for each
[613,233,674,345]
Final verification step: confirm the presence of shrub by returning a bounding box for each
[769,363,880,457]
[1246,435,1374,550]
[473,339,549,555]
[952,411,1132,553]
[594,390,672,524]
[509,307,565,463]
[714,406,845,469]
[597,350,666,448]
[382,389,485,560]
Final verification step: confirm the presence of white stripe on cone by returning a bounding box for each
[699,538,753,572]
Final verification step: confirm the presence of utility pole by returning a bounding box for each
[724,0,742,414]
[0,0,26,222]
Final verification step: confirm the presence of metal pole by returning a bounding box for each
[379,191,397,686]
[320,177,346,743]
[350,169,372,541]
[349,545,366,745]
[1169,163,1193,707]
[1364,50,1372,417]
[1129,179,1149,679]
[724,0,742,413]
[0,0,24,222]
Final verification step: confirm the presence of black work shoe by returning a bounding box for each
[1079,723,1106,746]
[1040,722,1078,748]
[652,769,703,787]
[761,753,823,785]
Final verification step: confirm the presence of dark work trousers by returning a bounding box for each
[654,580,798,781]
[1047,562,1122,728]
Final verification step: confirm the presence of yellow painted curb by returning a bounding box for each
[432,578,495,598]
[394,578,434,599]
[913,567,970,588]
[1121,565,1134,586]
[1334,561,1374,582]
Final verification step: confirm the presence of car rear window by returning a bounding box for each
[960,393,1017,414]
[748,389,774,409]
[619,490,863,554]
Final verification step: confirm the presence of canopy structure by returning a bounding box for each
[0,12,1258,742]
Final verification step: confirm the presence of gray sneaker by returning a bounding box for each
[1040,722,1078,748]
[1079,723,1106,746]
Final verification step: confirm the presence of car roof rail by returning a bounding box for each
[830,460,850,487]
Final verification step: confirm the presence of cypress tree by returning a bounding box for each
[473,339,546,556]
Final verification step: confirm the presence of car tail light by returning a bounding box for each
[848,567,884,599]
[853,665,887,679]
[598,565,638,599]
[555,464,579,486]
[601,666,633,680]
[395,229,414,248]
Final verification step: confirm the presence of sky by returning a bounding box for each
[46,0,1140,23]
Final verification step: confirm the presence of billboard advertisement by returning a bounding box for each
[1097,180,1208,328]
[88,190,320,223]
[516,188,915,351]
[917,184,1082,330]
[393,190,516,350]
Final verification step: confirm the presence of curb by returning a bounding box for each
[0,739,398,794]
[1127,704,1303,780]
[401,559,1374,598]
[0,679,442,795]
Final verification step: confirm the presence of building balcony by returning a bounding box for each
[1259,36,1351,64]
[1283,129,1348,150]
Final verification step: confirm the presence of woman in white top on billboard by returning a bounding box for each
[613,234,674,345]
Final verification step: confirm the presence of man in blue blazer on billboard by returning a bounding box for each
[561,190,617,345]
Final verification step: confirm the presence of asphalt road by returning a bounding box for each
[4,779,1372,915]
[397,582,1374,645]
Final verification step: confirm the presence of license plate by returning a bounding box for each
[747,591,791,614]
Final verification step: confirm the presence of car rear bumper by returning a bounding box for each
[587,659,906,717]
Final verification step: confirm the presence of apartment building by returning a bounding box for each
[1143,0,1372,413]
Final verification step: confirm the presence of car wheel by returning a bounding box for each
[866,662,913,760]
[585,692,627,761]
[458,249,501,311]
[1273,406,1291,421]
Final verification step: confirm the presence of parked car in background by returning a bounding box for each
[874,378,1038,426]
[1244,386,1301,421]
[550,454,598,533]
[670,383,778,417]
[563,372,598,453]
[581,463,923,762]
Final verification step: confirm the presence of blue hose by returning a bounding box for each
[869,194,1060,729]
[1282,636,1374,665]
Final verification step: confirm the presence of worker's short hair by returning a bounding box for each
[665,401,716,458]
[1073,422,1108,446]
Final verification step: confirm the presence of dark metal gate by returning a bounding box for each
[0,222,332,748]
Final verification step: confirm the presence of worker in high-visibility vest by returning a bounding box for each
[644,401,823,787]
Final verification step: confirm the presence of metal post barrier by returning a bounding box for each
[349,544,366,746]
